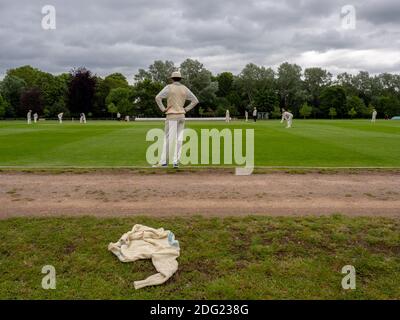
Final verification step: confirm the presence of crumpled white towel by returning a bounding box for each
[108,224,180,290]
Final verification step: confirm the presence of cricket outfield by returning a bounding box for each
[0,119,399,168]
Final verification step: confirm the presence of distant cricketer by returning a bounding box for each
[281,108,293,128]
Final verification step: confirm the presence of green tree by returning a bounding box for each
[216,72,234,97]
[253,88,278,113]
[320,86,347,118]
[107,102,118,118]
[328,107,337,119]
[135,60,175,85]
[0,75,26,117]
[347,96,368,117]
[105,88,132,115]
[180,59,218,114]
[271,106,282,119]
[236,63,275,103]
[7,65,43,87]
[348,107,357,119]
[303,67,332,109]
[374,96,400,117]
[132,79,164,117]
[0,94,8,118]
[299,103,313,119]
[277,62,304,115]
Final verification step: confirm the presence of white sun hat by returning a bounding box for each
[170,71,183,79]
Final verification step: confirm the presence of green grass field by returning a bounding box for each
[0,119,399,167]
[1,215,399,299]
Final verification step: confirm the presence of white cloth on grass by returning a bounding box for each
[108,224,180,290]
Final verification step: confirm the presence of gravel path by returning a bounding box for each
[1,171,400,218]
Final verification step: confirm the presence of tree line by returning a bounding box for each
[1,59,400,119]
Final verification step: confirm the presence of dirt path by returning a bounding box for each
[1,171,400,218]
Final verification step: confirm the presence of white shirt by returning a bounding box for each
[282,111,293,121]
[253,109,257,116]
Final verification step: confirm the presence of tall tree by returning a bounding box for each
[20,87,44,115]
[135,60,175,85]
[303,67,332,108]
[320,86,347,118]
[0,75,26,117]
[277,62,304,114]
[132,79,163,117]
[180,59,218,113]
[7,65,43,87]
[0,94,8,118]
[236,63,275,104]
[105,87,132,115]
[216,72,234,97]
[67,68,96,116]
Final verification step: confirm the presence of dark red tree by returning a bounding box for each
[67,67,96,116]
[19,87,43,116]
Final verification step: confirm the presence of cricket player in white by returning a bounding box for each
[58,112,63,123]
[281,108,293,128]
[80,113,86,123]
[371,109,377,123]
[33,112,38,123]
[225,109,230,123]
[245,110,248,122]
[27,110,32,124]
[155,71,199,168]
[253,107,257,122]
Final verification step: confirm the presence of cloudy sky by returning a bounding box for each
[0,0,399,82]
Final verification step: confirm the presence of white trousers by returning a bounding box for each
[286,117,293,128]
[160,118,185,165]
[27,118,31,124]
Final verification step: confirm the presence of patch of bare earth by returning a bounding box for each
[0,171,399,218]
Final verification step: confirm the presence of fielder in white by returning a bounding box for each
[225,109,230,123]
[33,112,38,123]
[27,110,32,124]
[80,113,86,123]
[154,71,199,168]
[58,112,63,123]
[371,109,377,123]
[281,108,293,128]
[245,110,248,122]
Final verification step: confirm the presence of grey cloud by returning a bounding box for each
[0,0,399,81]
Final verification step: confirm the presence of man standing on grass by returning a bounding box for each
[27,110,32,124]
[58,112,63,124]
[253,107,257,122]
[245,110,248,122]
[371,109,377,123]
[154,71,199,168]
[225,109,230,123]
[281,108,293,128]
[33,112,38,123]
